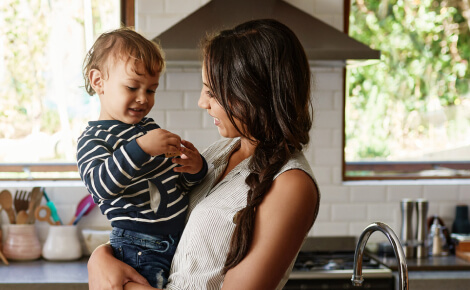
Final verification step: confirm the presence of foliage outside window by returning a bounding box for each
[0,0,120,180]
[345,0,470,179]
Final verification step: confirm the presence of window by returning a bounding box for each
[0,0,131,180]
[345,0,470,180]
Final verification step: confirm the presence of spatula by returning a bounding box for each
[68,195,96,225]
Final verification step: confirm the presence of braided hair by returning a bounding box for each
[202,19,313,273]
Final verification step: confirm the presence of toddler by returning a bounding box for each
[77,27,207,288]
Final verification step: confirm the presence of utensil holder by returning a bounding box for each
[42,225,82,261]
[3,224,41,261]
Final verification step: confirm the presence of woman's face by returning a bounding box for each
[198,68,242,139]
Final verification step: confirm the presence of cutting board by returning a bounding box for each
[456,250,470,262]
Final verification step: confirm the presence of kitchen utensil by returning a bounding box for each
[415,199,429,258]
[72,203,91,225]
[0,190,16,224]
[43,190,63,225]
[42,225,82,261]
[16,210,29,224]
[3,224,41,261]
[400,198,415,257]
[68,194,96,225]
[0,249,8,265]
[27,187,43,224]
[13,190,30,214]
[34,206,57,225]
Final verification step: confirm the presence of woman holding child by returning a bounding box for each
[88,19,320,290]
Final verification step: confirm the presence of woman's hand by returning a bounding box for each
[88,244,150,290]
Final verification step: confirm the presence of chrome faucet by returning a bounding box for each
[351,222,409,290]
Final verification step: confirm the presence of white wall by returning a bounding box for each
[2,0,469,247]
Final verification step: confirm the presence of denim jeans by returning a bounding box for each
[109,227,179,289]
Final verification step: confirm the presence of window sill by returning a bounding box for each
[0,180,85,188]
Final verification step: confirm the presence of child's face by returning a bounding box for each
[98,57,160,124]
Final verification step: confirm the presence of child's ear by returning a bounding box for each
[89,69,104,95]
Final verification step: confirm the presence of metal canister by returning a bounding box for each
[415,199,429,258]
[400,199,415,258]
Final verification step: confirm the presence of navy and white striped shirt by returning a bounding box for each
[76,117,207,235]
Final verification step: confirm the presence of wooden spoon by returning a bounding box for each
[0,190,16,224]
[16,210,29,224]
[27,187,43,224]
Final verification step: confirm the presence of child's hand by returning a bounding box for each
[136,128,181,157]
[172,140,203,175]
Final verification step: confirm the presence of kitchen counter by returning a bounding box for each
[0,258,88,290]
[368,252,470,271]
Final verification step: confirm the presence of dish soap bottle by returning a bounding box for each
[428,217,449,256]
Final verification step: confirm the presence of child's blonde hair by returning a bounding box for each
[83,27,165,96]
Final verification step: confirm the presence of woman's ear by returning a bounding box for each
[89,69,104,95]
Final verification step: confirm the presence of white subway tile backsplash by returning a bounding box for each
[423,185,459,201]
[155,91,184,109]
[166,111,202,129]
[184,130,221,151]
[331,204,367,221]
[367,204,397,221]
[166,72,202,90]
[313,148,342,166]
[184,91,202,109]
[315,204,330,222]
[350,186,387,202]
[310,128,333,147]
[458,185,470,201]
[319,185,350,202]
[313,222,349,236]
[314,110,343,129]
[386,185,423,201]
[313,71,343,91]
[147,110,166,127]
[310,166,332,184]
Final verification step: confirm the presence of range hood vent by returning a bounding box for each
[152,0,380,62]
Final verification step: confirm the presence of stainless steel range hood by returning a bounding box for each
[152,0,380,62]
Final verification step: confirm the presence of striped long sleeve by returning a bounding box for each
[76,118,207,235]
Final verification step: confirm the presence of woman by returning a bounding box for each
[88,18,320,290]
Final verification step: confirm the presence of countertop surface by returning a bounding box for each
[368,252,470,271]
[0,257,88,290]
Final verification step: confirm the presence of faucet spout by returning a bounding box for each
[351,222,409,290]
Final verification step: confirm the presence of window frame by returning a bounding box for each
[0,0,135,181]
[342,0,470,181]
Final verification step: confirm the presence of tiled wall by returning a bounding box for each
[2,0,469,247]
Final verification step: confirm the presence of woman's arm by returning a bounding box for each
[88,244,151,290]
[222,169,319,290]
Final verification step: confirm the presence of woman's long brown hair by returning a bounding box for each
[202,19,313,273]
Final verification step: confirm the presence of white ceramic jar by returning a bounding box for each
[42,225,82,260]
[3,224,42,260]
